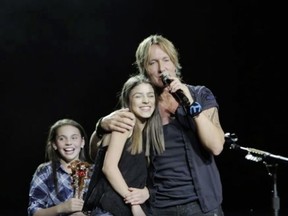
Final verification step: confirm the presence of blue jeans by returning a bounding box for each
[150,201,224,216]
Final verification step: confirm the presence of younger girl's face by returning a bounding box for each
[52,125,84,164]
[129,83,155,121]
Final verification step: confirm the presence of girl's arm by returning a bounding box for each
[32,198,84,216]
[102,130,131,198]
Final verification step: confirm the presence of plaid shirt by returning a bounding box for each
[28,161,91,216]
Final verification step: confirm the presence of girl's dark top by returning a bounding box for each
[148,85,223,213]
[90,139,149,216]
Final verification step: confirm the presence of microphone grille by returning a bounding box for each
[161,72,171,86]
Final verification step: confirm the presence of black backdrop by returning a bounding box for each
[1,0,287,215]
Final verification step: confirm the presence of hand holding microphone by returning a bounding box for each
[160,72,191,107]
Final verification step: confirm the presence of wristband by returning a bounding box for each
[188,101,202,118]
[95,118,109,138]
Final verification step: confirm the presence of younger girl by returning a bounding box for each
[28,119,92,216]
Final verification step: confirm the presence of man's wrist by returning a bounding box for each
[95,117,109,138]
[187,101,202,118]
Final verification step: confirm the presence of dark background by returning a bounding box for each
[1,0,287,215]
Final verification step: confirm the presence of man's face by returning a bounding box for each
[146,44,177,88]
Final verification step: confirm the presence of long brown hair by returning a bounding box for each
[45,118,88,195]
[119,74,165,156]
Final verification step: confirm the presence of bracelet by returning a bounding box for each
[188,101,202,118]
[95,117,109,138]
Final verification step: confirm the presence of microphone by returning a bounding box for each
[225,132,288,163]
[224,132,239,149]
[160,72,190,106]
[225,132,271,156]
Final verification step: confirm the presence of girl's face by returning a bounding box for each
[52,125,84,163]
[129,83,155,121]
